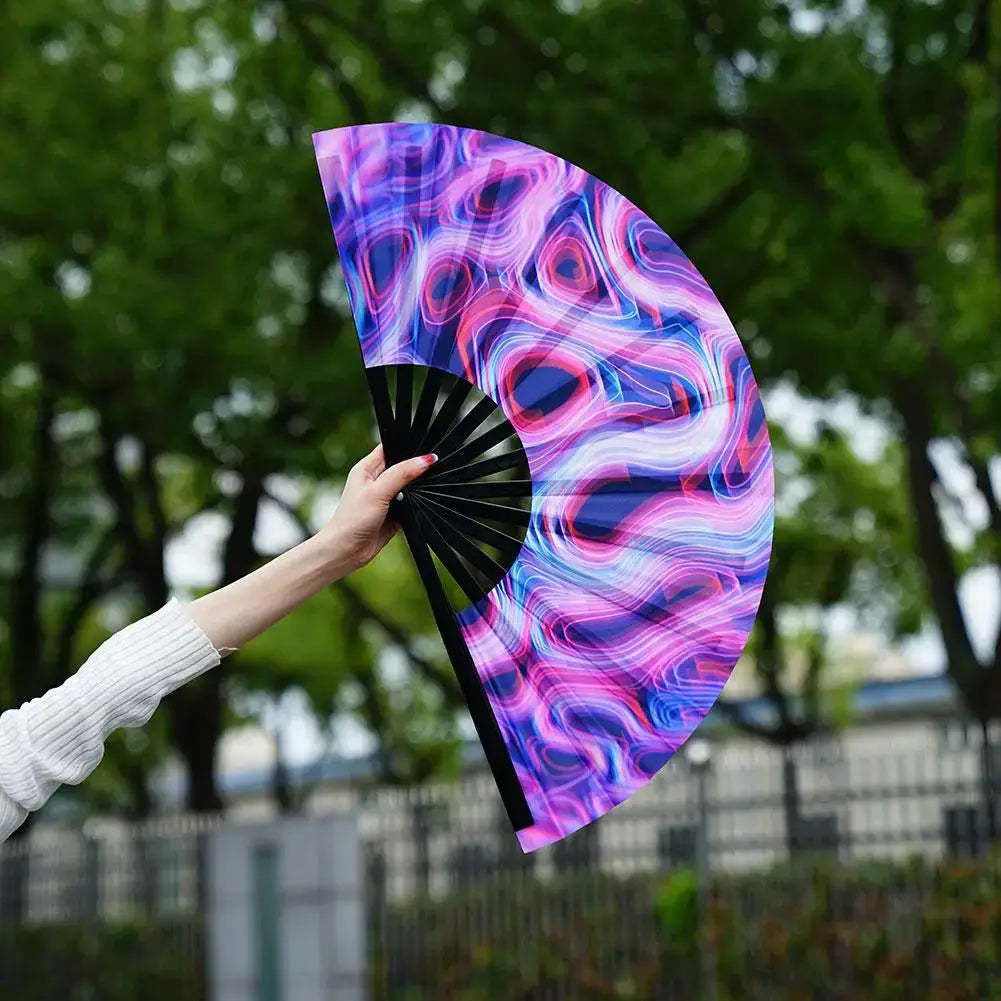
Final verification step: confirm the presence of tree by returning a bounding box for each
[682,0,1000,700]
[716,421,924,851]
[0,0,456,816]
[675,0,1001,831]
[229,532,465,810]
[5,0,996,838]
[426,0,1000,823]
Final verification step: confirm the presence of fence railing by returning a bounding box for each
[1,736,1000,1000]
[2,737,999,923]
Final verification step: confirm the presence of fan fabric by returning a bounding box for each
[313,123,774,851]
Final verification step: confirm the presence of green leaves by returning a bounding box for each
[0,0,448,811]
[654,868,700,953]
[449,0,1000,718]
[2,0,1000,822]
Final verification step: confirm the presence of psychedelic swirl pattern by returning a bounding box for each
[313,123,774,851]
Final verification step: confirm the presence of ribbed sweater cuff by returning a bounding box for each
[0,599,220,839]
[86,598,222,725]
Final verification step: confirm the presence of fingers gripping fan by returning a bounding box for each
[313,123,774,852]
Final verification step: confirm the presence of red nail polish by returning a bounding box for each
[423,454,438,465]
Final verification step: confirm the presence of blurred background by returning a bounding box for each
[1,0,999,998]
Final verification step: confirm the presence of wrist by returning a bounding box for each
[307,528,359,580]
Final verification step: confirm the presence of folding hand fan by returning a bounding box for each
[312,123,774,852]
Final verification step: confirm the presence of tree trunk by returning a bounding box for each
[167,468,263,813]
[981,720,998,844]
[272,724,296,815]
[782,747,802,857]
[894,388,984,710]
[171,675,224,813]
[122,756,153,821]
[4,378,56,924]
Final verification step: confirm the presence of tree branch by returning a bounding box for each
[52,528,122,678]
[673,172,756,249]
[801,630,827,732]
[471,4,612,107]
[271,724,297,815]
[732,107,1001,559]
[713,697,781,742]
[880,2,923,175]
[884,285,1001,562]
[220,466,265,585]
[138,436,169,561]
[283,0,445,117]
[995,60,1001,287]
[731,111,907,282]
[96,419,167,608]
[916,0,992,214]
[893,381,982,707]
[994,55,1001,681]
[676,0,998,714]
[350,663,397,782]
[10,375,57,700]
[284,7,368,122]
[334,578,462,704]
[755,584,797,737]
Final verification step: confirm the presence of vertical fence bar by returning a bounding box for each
[0,843,29,924]
[80,835,100,920]
[694,752,716,1001]
[253,843,282,1001]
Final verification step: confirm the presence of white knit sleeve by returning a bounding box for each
[0,599,221,842]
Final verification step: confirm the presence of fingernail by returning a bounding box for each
[423,454,438,465]
[395,492,404,501]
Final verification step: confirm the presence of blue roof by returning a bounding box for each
[716,672,956,727]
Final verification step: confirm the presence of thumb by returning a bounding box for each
[374,453,437,501]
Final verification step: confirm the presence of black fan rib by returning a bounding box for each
[365,362,533,832]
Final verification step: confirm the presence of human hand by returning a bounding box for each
[317,444,437,573]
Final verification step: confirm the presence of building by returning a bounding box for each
[207,673,996,899]
[8,672,997,922]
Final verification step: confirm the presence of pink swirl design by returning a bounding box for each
[313,123,774,851]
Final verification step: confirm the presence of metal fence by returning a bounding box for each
[2,732,1000,999]
[0,810,222,926]
[360,728,1001,901]
[360,733,1001,999]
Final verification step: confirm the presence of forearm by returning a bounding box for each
[0,444,422,842]
[184,533,354,655]
[0,535,348,842]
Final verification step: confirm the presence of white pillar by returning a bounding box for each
[206,815,367,1001]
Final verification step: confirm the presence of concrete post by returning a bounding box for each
[206,815,367,1001]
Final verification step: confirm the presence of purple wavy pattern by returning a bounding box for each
[313,123,774,851]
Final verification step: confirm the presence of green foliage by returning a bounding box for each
[653,867,699,953]
[375,853,1001,1001]
[2,857,1000,1001]
[374,871,684,1001]
[0,920,204,1001]
[2,0,1000,818]
[442,0,1001,713]
[711,853,1001,1001]
[0,0,451,808]
[773,425,921,629]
